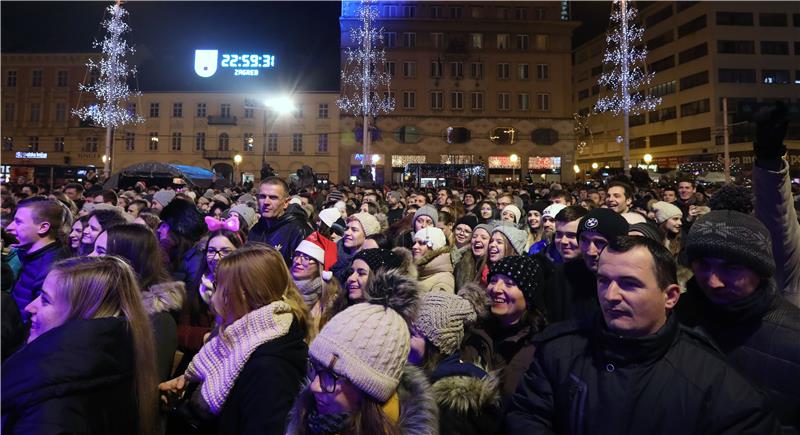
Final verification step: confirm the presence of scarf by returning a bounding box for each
[307,410,351,434]
[184,300,295,414]
[296,277,324,309]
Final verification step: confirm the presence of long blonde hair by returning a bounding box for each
[213,244,310,341]
[51,256,159,435]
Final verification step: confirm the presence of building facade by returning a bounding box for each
[340,1,580,185]
[1,53,343,185]
[572,1,800,175]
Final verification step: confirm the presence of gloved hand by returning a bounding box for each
[753,101,788,161]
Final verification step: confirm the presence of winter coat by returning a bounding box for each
[453,248,479,291]
[416,247,455,293]
[142,281,185,381]
[2,317,141,434]
[10,241,68,318]
[753,159,800,307]
[330,238,357,284]
[1,292,25,361]
[176,242,214,355]
[248,204,314,266]
[506,314,780,435]
[542,259,599,324]
[676,277,800,431]
[286,365,439,435]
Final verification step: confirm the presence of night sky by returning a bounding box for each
[2,1,611,93]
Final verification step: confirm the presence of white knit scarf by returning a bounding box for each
[184,300,295,414]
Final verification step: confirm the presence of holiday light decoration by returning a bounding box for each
[594,0,660,175]
[73,1,143,178]
[338,0,395,166]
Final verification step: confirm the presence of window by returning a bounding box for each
[431,33,444,48]
[762,70,790,84]
[295,106,305,119]
[195,132,205,151]
[647,30,674,51]
[396,126,421,143]
[578,89,590,101]
[431,91,443,110]
[451,91,463,110]
[518,93,530,110]
[681,127,710,144]
[403,33,416,48]
[537,64,550,80]
[646,5,673,28]
[515,7,527,20]
[57,71,68,87]
[718,40,755,54]
[680,98,710,117]
[719,68,756,83]
[537,93,550,111]
[630,137,647,149]
[498,93,510,111]
[497,7,510,20]
[55,102,66,122]
[384,32,396,48]
[759,13,787,27]
[2,137,11,151]
[471,62,484,79]
[31,70,42,87]
[244,108,254,118]
[85,136,99,152]
[385,61,396,77]
[497,63,510,79]
[244,133,254,151]
[431,60,443,78]
[450,62,463,78]
[6,70,16,87]
[446,127,471,144]
[29,103,41,122]
[54,136,65,152]
[196,103,206,117]
[471,92,483,110]
[679,43,707,64]
[649,106,677,123]
[150,102,159,118]
[717,12,753,26]
[535,7,546,20]
[449,6,462,19]
[649,80,676,97]
[650,132,677,147]
[149,132,159,150]
[171,133,182,151]
[268,133,278,152]
[220,104,231,117]
[760,41,789,55]
[497,34,510,50]
[649,55,675,73]
[591,65,603,76]
[127,103,136,117]
[795,13,800,27]
[430,6,442,19]
[532,129,559,145]
[471,6,483,18]
[517,34,530,50]
[470,33,483,49]
[535,34,549,50]
[680,70,709,90]
[403,61,416,78]
[292,133,303,153]
[218,133,229,150]
[384,5,396,17]
[592,84,600,95]
[124,133,135,151]
[676,1,698,12]
[28,136,39,152]
[173,102,183,117]
[403,5,415,18]
[3,102,14,122]
[403,91,416,109]
[678,14,706,38]
[630,114,646,127]
[317,133,329,153]
[518,64,529,79]
[318,104,329,119]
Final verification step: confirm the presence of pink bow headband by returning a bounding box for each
[205,215,240,233]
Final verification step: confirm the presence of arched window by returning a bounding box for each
[531,128,559,145]
[489,127,516,145]
[445,126,471,144]
[395,125,421,143]
[219,133,229,151]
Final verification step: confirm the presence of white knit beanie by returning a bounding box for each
[413,227,447,250]
[350,212,381,237]
[502,204,522,224]
[652,201,683,224]
[309,303,410,402]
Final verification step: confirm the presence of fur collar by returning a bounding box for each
[142,281,185,315]
[430,372,501,416]
[415,246,453,273]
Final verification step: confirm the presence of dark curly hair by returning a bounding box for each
[708,184,753,214]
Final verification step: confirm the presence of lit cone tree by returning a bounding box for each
[73,1,143,179]
[595,0,660,175]
[338,0,395,169]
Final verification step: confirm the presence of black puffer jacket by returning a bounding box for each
[248,204,313,266]
[542,258,598,324]
[10,241,68,318]
[676,277,800,432]
[506,314,779,435]
[2,317,140,434]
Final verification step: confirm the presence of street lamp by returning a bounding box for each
[233,154,242,185]
[573,164,580,173]
[643,153,653,165]
[591,162,599,170]
[510,153,519,181]
[101,155,110,164]
[258,94,296,166]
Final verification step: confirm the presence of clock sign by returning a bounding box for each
[194,49,276,78]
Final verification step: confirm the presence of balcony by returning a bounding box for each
[203,150,235,160]
[207,115,237,125]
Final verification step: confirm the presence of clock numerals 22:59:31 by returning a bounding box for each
[220,54,274,68]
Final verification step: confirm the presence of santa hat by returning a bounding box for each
[296,232,338,281]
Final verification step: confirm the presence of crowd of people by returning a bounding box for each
[1,106,799,434]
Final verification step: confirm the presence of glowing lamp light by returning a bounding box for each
[509,153,519,163]
[371,154,380,164]
[573,164,581,173]
[591,162,599,170]
[233,154,243,164]
[643,153,653,164]
[101,155,110,163]
[265,95,296,114]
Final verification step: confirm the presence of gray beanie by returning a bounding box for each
[229,204,258,228]
[473,223,495,236]
[492,222,527,255]
[153,189,176,207]
[685,210,775,277]
[414,204,439,226]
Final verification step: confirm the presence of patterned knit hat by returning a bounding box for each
[353,248,404,272]
[542,203,567,220]
[413,284,488,355]
[349,212,381,237]
[414,204,439,227]
[686,210,775,277]
[326,190,345,203]
[651,201,683,224]
[295,232,338,280]
[488,255,544,308]
[492,223,527,255]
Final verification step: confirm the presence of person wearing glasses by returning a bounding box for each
[286,263,438,435]
[291,232,340,339]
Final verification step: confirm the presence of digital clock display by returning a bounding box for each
[221,54,275,68]
[194,49,276,78]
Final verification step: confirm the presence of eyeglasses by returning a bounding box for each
[206,248,233,258]
[292,253,317,265]
[307,358,340,393]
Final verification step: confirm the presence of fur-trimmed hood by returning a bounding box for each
[416,246,454,277]
[142,281,186,315]
[430,371,501,417]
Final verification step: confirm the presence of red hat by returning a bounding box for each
[295,232,338,281]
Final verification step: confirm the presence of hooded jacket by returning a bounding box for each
[416,246,455,293]
[677,277,800,431]
[248,203,314,266]
[11,241,68,318]
[142,281,186,381]
[506,314,779,434]
[429,355,502,435]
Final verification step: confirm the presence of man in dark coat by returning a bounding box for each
[248,177,313,265]
[678,210,800,431]
[508,236,779,434]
